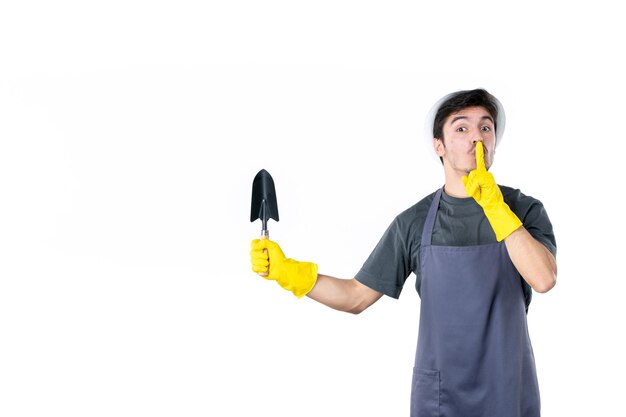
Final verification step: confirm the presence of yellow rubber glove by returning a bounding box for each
[250,239,318,298]
[462,141,522,241]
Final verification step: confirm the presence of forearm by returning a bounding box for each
[504,227,557,293]
[307,274,383,314]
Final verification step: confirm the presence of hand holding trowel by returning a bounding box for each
[249,169,318,297]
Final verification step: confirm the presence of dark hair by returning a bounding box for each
[433,89,499,140]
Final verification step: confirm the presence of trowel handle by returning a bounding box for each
[259,231,269,277]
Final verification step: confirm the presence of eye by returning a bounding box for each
[481,126,492,132]
[456,127,467,132]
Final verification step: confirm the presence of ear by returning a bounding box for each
[434,138,445,157]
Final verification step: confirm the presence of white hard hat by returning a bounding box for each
[423,90,506,162]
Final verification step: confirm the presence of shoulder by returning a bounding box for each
[500,185,557,255]
[396,190,437,223]
[390,190,438,237]
[499,185,549,220]
[500,184,537,202]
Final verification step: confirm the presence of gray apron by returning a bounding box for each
[411,188,540,417]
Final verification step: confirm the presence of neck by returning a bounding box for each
[443,181,469,198]
[442,165,471,198]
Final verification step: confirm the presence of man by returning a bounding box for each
[250,88,557,417]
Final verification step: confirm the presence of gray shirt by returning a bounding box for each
[355,186,557,309]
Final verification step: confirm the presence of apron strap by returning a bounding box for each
[421,187,444,247]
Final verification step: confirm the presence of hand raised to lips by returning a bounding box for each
[464,142,489,199]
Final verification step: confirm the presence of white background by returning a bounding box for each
[1,1,624,416]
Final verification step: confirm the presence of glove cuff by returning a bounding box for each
[292,261,318,298]
[277,259,319,298]
[485,204,523,242]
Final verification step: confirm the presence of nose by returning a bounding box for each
[471,127,485,144]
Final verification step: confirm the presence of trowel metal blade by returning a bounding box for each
[250,169,279,229]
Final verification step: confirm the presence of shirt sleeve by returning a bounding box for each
[504,187,557,257]
[520,200,557,257]
[355,217,412,299]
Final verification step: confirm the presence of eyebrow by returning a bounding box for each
[450,115,495,124]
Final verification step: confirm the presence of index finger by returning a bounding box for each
[250,239,268,251]
[475,141,486,171]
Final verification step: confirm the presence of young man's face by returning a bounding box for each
[434,106,496,174]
